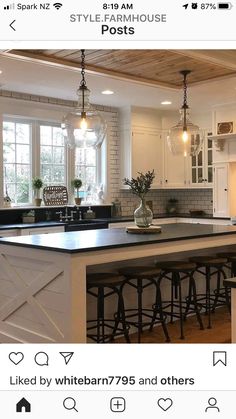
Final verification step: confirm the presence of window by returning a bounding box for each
[2,116,101,205]
[75,147,97,200]
[3,120,32,204]
[40,124,66,186]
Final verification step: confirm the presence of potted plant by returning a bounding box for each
[71,178,83,205]
[123,170,155,227]
[32,177,43,206]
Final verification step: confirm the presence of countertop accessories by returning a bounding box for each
[134,198,153,228]
[167,70,203,157]
[123,171,155,227]
[61,49,107,149]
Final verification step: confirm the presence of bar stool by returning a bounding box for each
[87,272,130,343]
[188,256,228,329]
[118,266,170,343]
[153,261,204,340]
[217,252,236,276]
[215,252,236,309]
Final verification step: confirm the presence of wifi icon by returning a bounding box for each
[53,2,63,9]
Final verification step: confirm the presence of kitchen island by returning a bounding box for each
[0,223,236,343]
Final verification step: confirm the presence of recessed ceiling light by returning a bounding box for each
[101,90,114,95]
[161,101,172,105]
[0,70,2,75]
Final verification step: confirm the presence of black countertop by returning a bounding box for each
[0,213,229,231]
[1,223,236,254]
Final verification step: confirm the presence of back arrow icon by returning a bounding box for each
[10,20,16,31]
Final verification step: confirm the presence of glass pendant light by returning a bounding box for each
[62,49,107,149]
[167,70,203,156]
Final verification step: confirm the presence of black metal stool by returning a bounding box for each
[153,261,204,340]
[217,252,236,276]
[118,266,170,343]
[215,252,236,310]
[87,272,130,343]
[188,256,229,329]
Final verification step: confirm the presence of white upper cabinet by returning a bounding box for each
[163,137,187,188]
[131,130,163,188]
[120,107,163,189]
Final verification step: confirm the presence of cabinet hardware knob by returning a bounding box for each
[165,179,168,183]
[224,189,228,191]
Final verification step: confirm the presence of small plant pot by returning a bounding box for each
[34,198,42,207]
[75,197,82,205]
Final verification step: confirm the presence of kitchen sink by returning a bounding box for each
[64,219,108,232]
[65,219,102,225]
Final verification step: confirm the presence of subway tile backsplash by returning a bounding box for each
[113,189,213,217]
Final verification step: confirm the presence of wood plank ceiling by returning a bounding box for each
[4,49,236,89]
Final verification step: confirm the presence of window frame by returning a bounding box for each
[37,121,68,188]
[3,116,33,206]
[2,115,102,206]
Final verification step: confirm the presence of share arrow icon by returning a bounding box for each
[59,352,74,365]
[183,3,189,8]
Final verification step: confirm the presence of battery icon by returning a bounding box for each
[218,2,233,8]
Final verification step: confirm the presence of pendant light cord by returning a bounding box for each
[180,70,191,131]
[80,49,87,117]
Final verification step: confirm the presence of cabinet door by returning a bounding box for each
[20,226,65,235]
[190,147,204,187]
[189,132,213,188]
[132,131,163,188]
[204,135,213,186]
[213,164,229,217]
[0,229,18,237]
[164,141,187,188]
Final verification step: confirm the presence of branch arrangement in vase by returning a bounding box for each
[123,170,155,198]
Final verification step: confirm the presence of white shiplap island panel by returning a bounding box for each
[1,223,236,343]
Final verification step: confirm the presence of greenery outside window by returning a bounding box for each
[75,147,98,201]
[3,119,32,204]
[40,123,66,186]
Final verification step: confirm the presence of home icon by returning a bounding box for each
[16,397,31,413]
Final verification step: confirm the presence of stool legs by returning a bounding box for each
[158,269,204,340]
[190,273,204,332]
[112,289,130,343]
[87,284,130,343]
[206,266,211,329]
[212,268,230,314]
[137,278,143,343]
[122,276,170,343]
[150,277,170,343]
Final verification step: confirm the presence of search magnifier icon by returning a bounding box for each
[63,397,78,412]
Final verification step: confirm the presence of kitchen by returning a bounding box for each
[0,49,236,344]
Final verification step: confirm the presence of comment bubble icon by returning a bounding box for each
[34,351,49,366]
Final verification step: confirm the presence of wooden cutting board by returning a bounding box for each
[126,225,162,234]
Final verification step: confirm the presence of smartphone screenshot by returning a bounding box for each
[0,0,236,417]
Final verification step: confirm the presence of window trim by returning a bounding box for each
[2,115,103,207]
[3,117,33,206]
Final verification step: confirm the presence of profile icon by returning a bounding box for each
[205,397,220,412]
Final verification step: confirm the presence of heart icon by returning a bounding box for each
[157,398,173,411]
[9,352,24,365]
